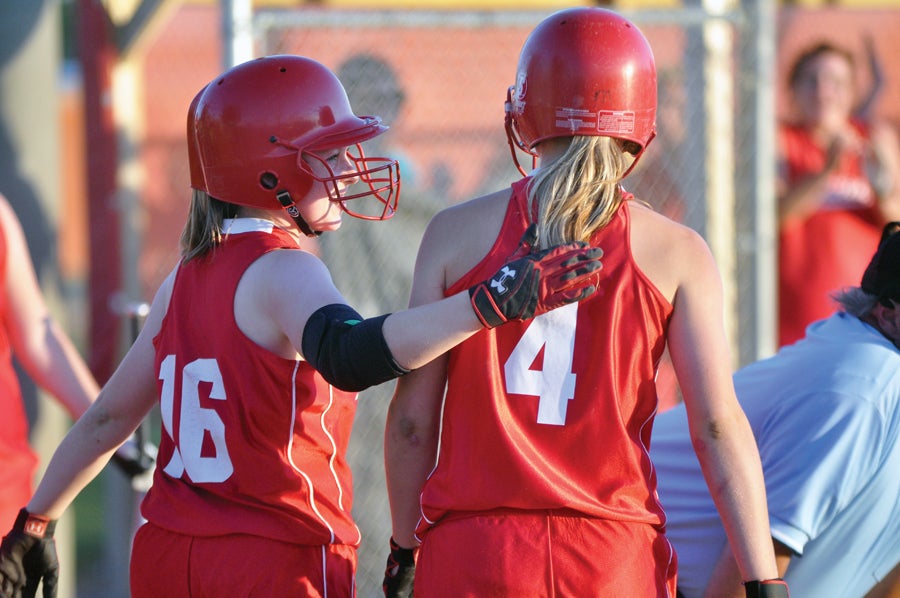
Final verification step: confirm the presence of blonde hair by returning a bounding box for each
[179,190,237,261]
[528,136,631,247]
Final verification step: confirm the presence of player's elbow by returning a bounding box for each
[302,305,409,392]
[387,401,435,450]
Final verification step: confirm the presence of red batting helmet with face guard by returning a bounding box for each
[505,7,657,175]
[187,55,401,235]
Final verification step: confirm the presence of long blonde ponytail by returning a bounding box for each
[527,136,630,247]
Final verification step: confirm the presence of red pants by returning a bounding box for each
[130,521,357,597]
[415,510,677,597]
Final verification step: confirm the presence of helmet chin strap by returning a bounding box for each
[276,190,322,238]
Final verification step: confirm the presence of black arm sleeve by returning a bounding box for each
[301,303,410,392]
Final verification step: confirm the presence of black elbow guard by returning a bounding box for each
[301,303,410,392]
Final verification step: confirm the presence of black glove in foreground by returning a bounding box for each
[382,537,416,598]
[0,509,59,598]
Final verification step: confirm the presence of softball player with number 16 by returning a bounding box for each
[0,54,603,597]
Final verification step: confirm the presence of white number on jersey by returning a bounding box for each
[503,303,578,425]
[159,354,234,483]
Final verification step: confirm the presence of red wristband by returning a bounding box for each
[14,508,56,539]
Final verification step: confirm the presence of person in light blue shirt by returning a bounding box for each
[652,221,900,598]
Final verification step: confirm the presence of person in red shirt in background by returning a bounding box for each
[778,41,900,346]
[0,193,101,533]
[0,192,152,536]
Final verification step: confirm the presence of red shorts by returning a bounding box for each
[415,510,677,597]
[130,521,358,597]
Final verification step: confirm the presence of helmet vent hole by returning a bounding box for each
[623,141,641,156]
[259,172,279,189]
[280,67,287,73]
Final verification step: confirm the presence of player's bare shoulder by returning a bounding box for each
[243,245,337,303]
[628,199,715,303]
[417,187,514,286]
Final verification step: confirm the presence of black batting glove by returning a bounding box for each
[0,509,59,598]
[382,537,416,598]
[744,579,790,598]
[469,224,603,328]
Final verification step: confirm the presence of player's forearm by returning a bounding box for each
[384,397,439,547]
[703,546,746,598]
[692,409,779,585]
[26,404,129,519]
[382,292,482,371]
[384,452,429,547]
[28,318,100,420]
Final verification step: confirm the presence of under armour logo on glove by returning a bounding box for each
[490,266,517,294]
[469,223,604,328]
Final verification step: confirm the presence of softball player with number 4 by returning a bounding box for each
[383,8,788,598]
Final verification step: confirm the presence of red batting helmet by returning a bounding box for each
[187,55,400,224]
[505,7,657,171]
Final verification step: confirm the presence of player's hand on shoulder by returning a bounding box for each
[469,223,604,328]
[0,509,59,598]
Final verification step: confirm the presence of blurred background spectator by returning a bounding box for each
[777,40,900,347]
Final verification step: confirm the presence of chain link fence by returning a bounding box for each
[254,5,775,594]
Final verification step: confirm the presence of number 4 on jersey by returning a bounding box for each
[503,302,578,425]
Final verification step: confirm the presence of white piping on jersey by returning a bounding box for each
[322,383,362,544]
[316,544,359,598]
[642,401,668,528]
[662,534,676,598]
[286,359,337,544]
[414,388,449,544]
[334,382,363,544]
[319,545,328,598]
[321,384,347,512]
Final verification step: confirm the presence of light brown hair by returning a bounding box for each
[179,190,238,261]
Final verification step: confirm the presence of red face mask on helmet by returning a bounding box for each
[505,7,657,175]
[187,55,401,235]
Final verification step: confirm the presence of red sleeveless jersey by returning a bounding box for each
[143,219,360,546]
[778,120,883,346]
[417,180,673,539]
[0,219,38,529]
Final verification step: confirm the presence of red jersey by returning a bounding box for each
[142,219,360,546]
[417,180,673,539]
[0,219,38,530]
[778,120,883,346]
